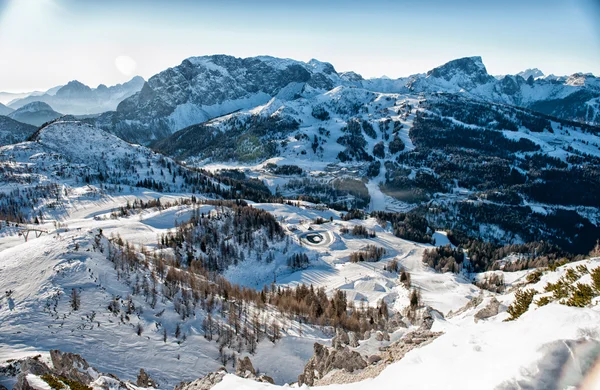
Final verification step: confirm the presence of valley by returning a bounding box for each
[1,53,599,390]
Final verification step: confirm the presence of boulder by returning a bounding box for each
[474,297,500,322]
[368,355,382,364]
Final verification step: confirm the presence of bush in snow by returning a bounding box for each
[505,288,536,321]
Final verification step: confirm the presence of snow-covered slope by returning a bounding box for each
[92,55,600,147]
[95,55,344,144]
[7,101,62,126]
[8,77,145,115]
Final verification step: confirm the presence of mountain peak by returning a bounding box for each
[517,68,544,80]
[13,101,56,113]
[425,56,493,88]
[427,56,487,77]
[55,80,93,97]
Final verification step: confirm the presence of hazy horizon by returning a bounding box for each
[1,0,599,93]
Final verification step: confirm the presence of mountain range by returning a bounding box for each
[1,54,600,390]
[4,76,145,115]
[89,55,599,145]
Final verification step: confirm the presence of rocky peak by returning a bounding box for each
[517,68,544,80]
[55,80,93,97]
[426,56,494,87]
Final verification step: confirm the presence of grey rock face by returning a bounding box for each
[95,55,341,144]
[49,349,95,384]
[474,297,501,322]
[298,342,368,386]
[175,369,227,390]
[332,328,350,349]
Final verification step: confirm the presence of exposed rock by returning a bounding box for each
[332,328,350,349]
[368,355,382,364]
[50,349,95,384]
[448,293,484,318]
[14,374,35,390]
[175,369,227,390]
[298,342,367,386]
[235,356,256,377]
[137,368,157,388]
[418,306,443,331]
[19,356,51,377]
[256,375,275,384]
[474,297,501,322]
[375,331,390,342]
[348,331,360,347]
[314,329,443,386]
[363,330,371,340]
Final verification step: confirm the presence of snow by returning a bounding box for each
[213,303,600,390]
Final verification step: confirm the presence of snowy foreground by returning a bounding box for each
[1,192,600,389]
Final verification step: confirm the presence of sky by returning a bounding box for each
[0,0,599,92]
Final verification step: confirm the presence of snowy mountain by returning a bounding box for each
[8,76,145,115]
[90,55,600,147]
[95,55,348,144]
[517,68,544,80]
[0,115,37,146]
[2,54,600,390]
[153,87,600,255]
[7,101,62,126]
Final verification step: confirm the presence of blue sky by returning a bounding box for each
[0,0,598,92]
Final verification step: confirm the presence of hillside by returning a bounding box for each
[7,101,62,126]
[0,103,13,116]
[152,87,600,255]
[0,116,37,146]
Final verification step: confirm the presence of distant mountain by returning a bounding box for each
[517,68,544,80]
[8,76,145,115]
[8,101,62,126]
[362,58,600,124]
[92,55,600,146]
[95,55,344,144]
[0,102,13,116]
[0,115,37,146]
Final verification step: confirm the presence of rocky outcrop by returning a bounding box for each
[375,331,390,342]
[474,297,501,322]
[234,356,274,384]
[137,368,157,388]
[235,357,256,377]
[298,343,368,386]
[10,351,131,390]
[332,328,350,349]
[49,349,96,384]
[175,369,227,390]
[348,331,360,347]
[314,329,443,386]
